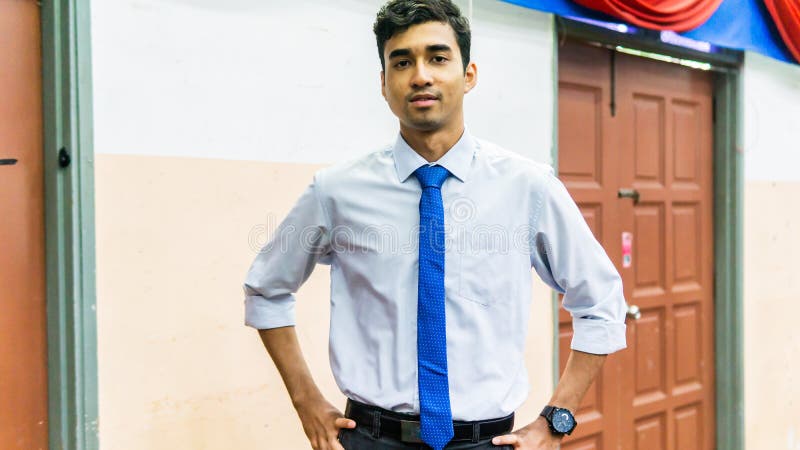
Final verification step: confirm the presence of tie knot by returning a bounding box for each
[414,164,451,189]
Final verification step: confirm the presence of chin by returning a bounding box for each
[405,117,443,131]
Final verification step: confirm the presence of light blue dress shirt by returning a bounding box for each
[243,129,627,421]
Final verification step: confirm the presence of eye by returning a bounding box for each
[433,55,448,63]
[394,60,410,69]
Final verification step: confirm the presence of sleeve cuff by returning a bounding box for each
[244,294,296,329]
[570,318,627,355]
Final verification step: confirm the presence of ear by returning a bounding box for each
[463,62,478,94]
[380,70,387,100]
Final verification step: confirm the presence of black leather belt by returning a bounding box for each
[344,398,514,444]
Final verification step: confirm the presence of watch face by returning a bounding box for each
[551,408,575,433]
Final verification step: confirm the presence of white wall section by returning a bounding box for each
[743,52,800,182]
[91,0,554,164]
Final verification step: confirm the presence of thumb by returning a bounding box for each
[492,433,520,446]
[334,417,357,429]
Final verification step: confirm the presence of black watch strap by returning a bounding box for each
[539,405,556,420]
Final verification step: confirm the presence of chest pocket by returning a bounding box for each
[456,230,516,307]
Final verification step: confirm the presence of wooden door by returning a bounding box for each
[557,40,715,450]
[0,1,48,448]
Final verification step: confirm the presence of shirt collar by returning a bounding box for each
[392,127,477,183]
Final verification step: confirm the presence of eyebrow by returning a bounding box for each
[388,44,454,60]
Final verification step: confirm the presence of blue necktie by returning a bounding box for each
[414,164,453,450]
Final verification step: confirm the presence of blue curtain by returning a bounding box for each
[499,0,794,64]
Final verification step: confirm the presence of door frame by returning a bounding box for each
[551,17,744,450]
[41,1,98,449]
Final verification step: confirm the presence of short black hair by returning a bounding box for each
[373,0,471,73]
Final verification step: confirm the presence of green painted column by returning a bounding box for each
[41,0,99,449]
[713,69,745,450]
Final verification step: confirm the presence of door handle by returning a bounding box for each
[626,303,641,320]
[618,188,640,204]
[0,158,18,166]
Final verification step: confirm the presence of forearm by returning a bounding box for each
[258,326,323,406]
[548,349,607,412]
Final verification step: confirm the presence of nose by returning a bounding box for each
[410,62,433,88]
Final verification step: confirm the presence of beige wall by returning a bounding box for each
[743,181,800,449]
[95,154,554,449]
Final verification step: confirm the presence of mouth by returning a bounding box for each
[409,94,439,108]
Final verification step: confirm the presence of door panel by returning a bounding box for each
[616,49,715,450]
[557,41,622,450]
[0,1,48,448]
[558,40,715,450]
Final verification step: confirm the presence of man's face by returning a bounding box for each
[380,21,477,132]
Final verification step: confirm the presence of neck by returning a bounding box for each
[399,121,465,163]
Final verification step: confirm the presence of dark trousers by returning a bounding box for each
[338,400,514,450]
[337,426,513,450]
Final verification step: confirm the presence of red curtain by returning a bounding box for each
[572,0,724,31]
[763,0,800,63]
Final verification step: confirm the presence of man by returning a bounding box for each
[243,1,627,449]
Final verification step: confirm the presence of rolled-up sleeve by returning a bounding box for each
[242,173,332,330]
[530,170,627,355]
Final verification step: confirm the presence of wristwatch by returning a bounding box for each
[539,405,577,436]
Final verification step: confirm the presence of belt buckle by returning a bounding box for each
[400,419,423,443]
